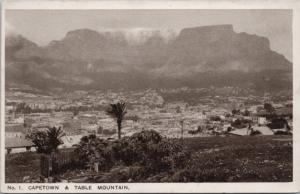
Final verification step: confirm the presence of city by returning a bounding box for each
[5,86,293,154]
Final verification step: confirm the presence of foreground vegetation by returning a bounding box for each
[5,134,292,183]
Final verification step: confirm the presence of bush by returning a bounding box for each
[267,118,290,130]
[274,131,291,135]
[231,119,252,129]
[210,116,221,121]
[74,134,113,170]
[250,130,262,136]
[75,130,190,180]
[111,130,190,174]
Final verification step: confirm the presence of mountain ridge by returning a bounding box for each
[5,24,292,92]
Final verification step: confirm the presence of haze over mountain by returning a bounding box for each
[5,24,292,92]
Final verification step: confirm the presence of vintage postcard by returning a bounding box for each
[1,0,300,193]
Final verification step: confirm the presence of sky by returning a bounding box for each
[6,9,292,61]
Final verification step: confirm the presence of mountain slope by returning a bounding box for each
[5,24,292,92]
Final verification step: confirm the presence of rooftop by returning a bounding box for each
[5,137,34,148]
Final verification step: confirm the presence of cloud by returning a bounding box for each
[98,28,180,44]
[5,21,16,35]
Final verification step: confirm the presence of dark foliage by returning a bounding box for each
[250,130,262,136]
[231,119,252,129]
[26,127,65,154]
[112,130,189,173]
[210,115,222,121]
[274,131,292,135]
[243,109,250,116]
[74,134,113,170]
[264,103,275,113]
[6,136,292,183]
[74,130,190,181]
[231,109,241,115]
[267,118,290,130]
[15,102,32,114]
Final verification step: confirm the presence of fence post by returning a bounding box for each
[49,155,53,178]
[94,162,99,173]
[40,154,51,181]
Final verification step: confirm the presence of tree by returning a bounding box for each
[231,119,252,129]
[16,102,32,114]
[26,127,65,154]
[73,109,79,117]
[267,117,291,130]
[264,103,275,113]
[106,102,127,139]
[176,106,182,114]
[243,109,250,116]
[231,109,240,115]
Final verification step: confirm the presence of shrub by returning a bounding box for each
[274,131,291,135]
[74,130,190,180]
[111,130,190,174]
[210,116,221,121]
[250,130,262,136]
[74,134,113,170]
[267,118,290,130]
[231,119,252,129]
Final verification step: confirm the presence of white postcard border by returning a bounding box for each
[1,0,300,193]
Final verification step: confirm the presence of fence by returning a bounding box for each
[40,151,78,178]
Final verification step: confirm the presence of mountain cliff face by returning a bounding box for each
[5,24,292,92]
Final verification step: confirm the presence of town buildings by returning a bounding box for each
[5,87,293,153]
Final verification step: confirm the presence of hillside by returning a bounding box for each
[5,24,292,92]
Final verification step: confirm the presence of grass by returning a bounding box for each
[177,135,292,182]
[5,151,40,183]
[5,135,292,183]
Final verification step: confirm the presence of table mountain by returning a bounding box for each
[5,24,292,92]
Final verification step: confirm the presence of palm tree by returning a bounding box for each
[46,127,65,153]
[106,102,127,139]
[26,126,65,154]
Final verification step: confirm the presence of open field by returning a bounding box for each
[176,135,292,182]
[5,135,292,183]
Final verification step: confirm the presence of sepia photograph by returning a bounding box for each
[1,0,300,193]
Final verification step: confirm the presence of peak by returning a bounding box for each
[65,29,101,37]
[6,34,28,41]
[6,34,38,47]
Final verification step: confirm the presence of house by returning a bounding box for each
[228,128,249,136]
[251,116,267,125]
[62,120,82,135]
[288,121,293,130]
[258,117,267,125]
[5,124,25,138]
[256,110,270,117]
[228,126,274,136]
[12,116,24,124]
[252,126,274,135]
[59,135,83,149]
[5,136,35,154]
